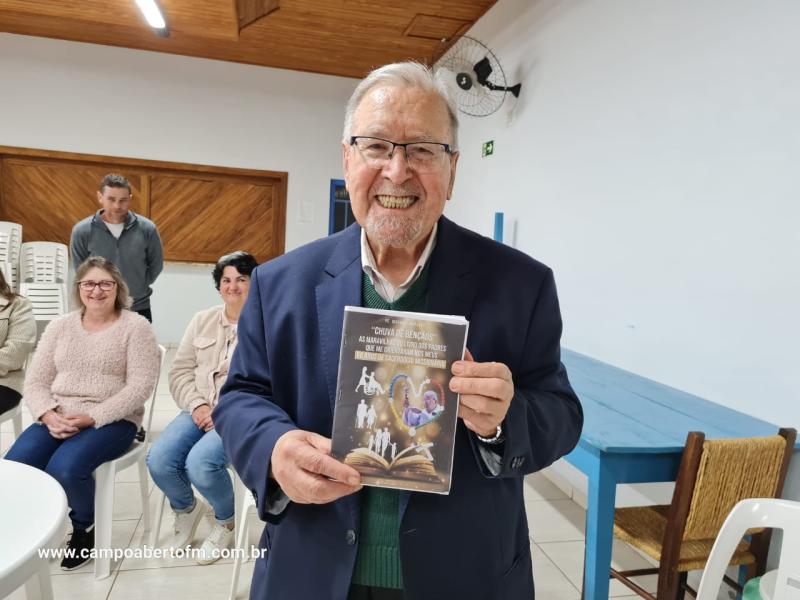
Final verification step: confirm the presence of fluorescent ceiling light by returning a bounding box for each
[135,0,167,30]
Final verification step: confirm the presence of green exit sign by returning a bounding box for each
[482,140,494,157]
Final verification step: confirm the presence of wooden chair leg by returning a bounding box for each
[657,566,685,600]
[677,572,688,600]
[748,531,772,577]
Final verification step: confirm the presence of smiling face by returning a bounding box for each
[219,265,251,314]
[342,85,459,254]
[78,266,118,316]
[97,185,131,225]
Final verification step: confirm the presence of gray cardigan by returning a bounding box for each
[70,210,164,310]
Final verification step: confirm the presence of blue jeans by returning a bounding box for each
[5,420,137,530]
[146,410,234,524]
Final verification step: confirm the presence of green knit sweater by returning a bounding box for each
[351,267,430,589]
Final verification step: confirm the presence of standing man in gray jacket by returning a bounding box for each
[70,173,164,322]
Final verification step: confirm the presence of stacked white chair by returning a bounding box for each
[0,262,12,287]
[19,242,70,327]
[0,221,22,292]
[696,498,800,600]
[93,345,166,579]
[19,282,67,323]
[20,242,69,284]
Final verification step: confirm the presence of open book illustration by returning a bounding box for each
[331,306,469,494]
[343,442,439,482]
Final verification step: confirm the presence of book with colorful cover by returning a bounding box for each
[330,306,469,494]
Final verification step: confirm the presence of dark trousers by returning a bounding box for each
[348,585,405,600]
[134,307,152,323]
[5,421,137,529]
[0,384,22,415]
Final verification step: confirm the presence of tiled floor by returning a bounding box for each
[1,349,725,599]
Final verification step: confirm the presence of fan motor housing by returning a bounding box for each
[456,72,473,91]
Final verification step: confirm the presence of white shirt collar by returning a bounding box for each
[360,222,438,303]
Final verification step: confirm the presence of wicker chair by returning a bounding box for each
[610,427,796,600]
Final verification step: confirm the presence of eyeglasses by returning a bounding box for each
[78,280,116,292]
[349,136,455,172]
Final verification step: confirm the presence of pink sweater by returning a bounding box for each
[24,310,160,428]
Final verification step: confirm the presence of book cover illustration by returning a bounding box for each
[330,306,469,494]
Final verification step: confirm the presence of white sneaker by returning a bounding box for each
[169,499,206,549]
[195,523,235,565]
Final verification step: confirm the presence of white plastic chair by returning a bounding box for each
[150,466,245,548]
[0,261,12,287]
[151,466,257,598]
[697,498,800,600]
[0,402,23,452]
[0,222,22,292]
[93,344,166,580]
[19,282,67,322]
[20,242,69,284]
[229,473,258,600]
[0,355,30,452]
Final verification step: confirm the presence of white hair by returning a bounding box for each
[342,61,460,150]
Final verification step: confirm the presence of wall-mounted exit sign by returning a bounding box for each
[482,140,494,157]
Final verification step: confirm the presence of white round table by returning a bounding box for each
[0,459,68,600]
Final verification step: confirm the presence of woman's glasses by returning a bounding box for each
[78,280,116,292]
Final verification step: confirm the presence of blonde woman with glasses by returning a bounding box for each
[5,256,160,571]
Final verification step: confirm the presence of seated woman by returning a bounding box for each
[5,257,160,571]
[0,268,36,419]
[147,251,257,565]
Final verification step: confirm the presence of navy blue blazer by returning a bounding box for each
[215,216,583,600]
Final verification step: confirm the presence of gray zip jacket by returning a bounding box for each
[70,210,164,311]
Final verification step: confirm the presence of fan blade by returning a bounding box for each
[473,56,493,85]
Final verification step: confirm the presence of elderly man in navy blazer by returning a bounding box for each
[215,61,583,600]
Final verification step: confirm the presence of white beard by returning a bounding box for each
[365,209,424,248]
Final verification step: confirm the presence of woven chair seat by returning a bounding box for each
[614,505,755,572]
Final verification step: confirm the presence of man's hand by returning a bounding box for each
[271,429,362,504]
[41,410,79,439]
[63,413,96,431]
[192,405,214,432]
[450,349,514,438]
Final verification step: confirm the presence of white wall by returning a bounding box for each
[451,0,800,506]
[0,33,357,343]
